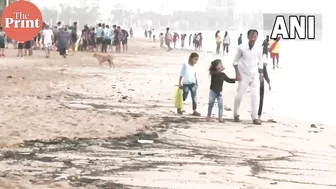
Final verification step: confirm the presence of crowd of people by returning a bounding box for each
[144,28,203,51]
[0,21,133,58]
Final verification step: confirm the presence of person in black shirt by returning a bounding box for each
[262,35,270,58]
[237,33,242,45]
[206,59,235,122]
[258,63,271,119]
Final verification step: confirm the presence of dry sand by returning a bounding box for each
[0,38,335,189]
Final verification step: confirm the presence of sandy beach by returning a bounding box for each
[0,38,335,189]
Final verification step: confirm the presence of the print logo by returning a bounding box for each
[263,13,322,41]
[1,0,42,41]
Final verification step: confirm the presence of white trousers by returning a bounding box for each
[234,78,260,120]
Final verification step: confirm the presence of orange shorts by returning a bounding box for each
[271,53,279,59]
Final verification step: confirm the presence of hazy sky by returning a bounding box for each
[30,0,332,14]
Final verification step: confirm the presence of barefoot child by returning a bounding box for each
[177,52,201,116]
[206,59,235,122]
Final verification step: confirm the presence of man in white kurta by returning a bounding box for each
[233,29,264,125]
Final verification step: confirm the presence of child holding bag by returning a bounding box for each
[177,52,200,116]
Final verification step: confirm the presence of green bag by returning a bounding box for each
[174,88,184,109]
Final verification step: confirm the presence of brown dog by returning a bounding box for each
[92,53,114,68]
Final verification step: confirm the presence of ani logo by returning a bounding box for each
[270,15,316,40]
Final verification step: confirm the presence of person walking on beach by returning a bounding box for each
[198,33,203,50]
[111,25,117,52]
[88,27,95,52]
[42,25,54,58]
[95,23,104,52]
[223,31,230,55]
[115,26,122,53]
[159,33,164,48]
[148,29,152,39]
[177,52,201,116]
[102,25,110,53]
[70,22,78,50]
[165,27,172,51]
[258,55,271,119]
[262,35,270,58]
[121,29,129,52]
[173,32,179,48]
[181,34,186,49]
[269,36,280,69]
[215,30,221,54]
[233,29,264,125]
[23,40,32,56]
[238,33,242,45]
[57,27,70,58]
[0,27,6,57]
[206,59,235,122]
[189,34,192,47]
[193,34,197,48]
[129,28,133,38]
[17,41,24,58]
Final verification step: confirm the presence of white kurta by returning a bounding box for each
[233,43,263,120]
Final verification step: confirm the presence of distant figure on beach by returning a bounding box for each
[56,21,62,29]
[192,34,197,48]
[173,32,179,48]
[262,35,270,58]
[129,28,133,38]
[152,29,156,42]
[111,25,117,52]
[238,33,242,45]
[42,25,54,58]
[71,22,78,50]
[102,25,111,53]
[223,31,230,55]
[17,41,24,58]
[52,26,59,48]
[23,39,32,56]
[198,33,203,50]
[215,30,221,54]
[181,34,186,49]
[88,27,95,52]
[194,33,201,50]
[159,33,164,48]
[144,30,148,38]
[206,59,235,122]
[58,27,70,58]
[121,29,129,52]
[116,26,122,52]
[148,29,152,39]
[269,36,280,69]
[177,52,201,116]
[233,29,263,125]
[0,27,6,57]
[96,23,103,53]
[189,34,192,47]
[258,55,272,119]
[165,27,172,51]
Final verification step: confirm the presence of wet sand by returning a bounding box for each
[0,38,335,189]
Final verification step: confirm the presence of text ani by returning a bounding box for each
[4,12,40,28]
[271,15,315,40]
